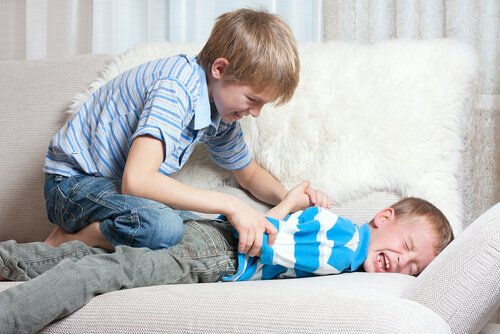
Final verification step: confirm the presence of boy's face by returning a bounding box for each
[208,58,276,123]
[363,208,437,276]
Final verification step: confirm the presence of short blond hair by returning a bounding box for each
[391,197,454,255]
[197,8,299,105]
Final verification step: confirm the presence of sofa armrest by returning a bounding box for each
[403,203,500,334]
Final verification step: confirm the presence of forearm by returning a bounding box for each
[123,136,248,216]
[265,181,321,220]
[233,160,286,206]
[265,199,294,220]
[123,171,245,217]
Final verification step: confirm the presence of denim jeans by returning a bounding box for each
[44,174,200,249]
[0,219,238,334]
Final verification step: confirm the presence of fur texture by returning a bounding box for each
[68,40,478,234]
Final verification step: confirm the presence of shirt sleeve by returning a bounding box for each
[131,78,192,162]
[205,121,253,170]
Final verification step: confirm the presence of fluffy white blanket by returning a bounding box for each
[69,40,478,234]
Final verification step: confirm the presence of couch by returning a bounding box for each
[0,40,498,334]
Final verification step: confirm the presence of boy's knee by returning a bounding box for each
[133,206,184,250]
[101,204,185,249]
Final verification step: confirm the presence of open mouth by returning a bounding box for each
[231,110,250,120]
[377,253,391,272]
[227,111,243,121]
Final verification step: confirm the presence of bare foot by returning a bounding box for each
[45,224,114,251]
[44,227,70,247]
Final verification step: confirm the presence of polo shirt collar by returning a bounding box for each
[210,103,223,129]
[193,62,211,130]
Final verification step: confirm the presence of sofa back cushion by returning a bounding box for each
[0,54,114,242]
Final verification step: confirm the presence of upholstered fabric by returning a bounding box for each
[404,203,500,334]
[0,54,114,243]
[39,274,451,334]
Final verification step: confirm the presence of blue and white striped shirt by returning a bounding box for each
[44,55,252,178]
[224,207,370,281]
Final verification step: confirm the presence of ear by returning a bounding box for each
[372,208,395,228]
[211,58,229,79]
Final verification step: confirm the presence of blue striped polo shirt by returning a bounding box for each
[223,207,370,281]
[44,55,252,178]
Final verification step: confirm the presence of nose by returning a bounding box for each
[397,255,411,274]
[249,107,261,118]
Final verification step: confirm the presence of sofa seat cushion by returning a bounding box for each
[32,273,450,334]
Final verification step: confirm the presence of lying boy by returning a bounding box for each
[0,181,453,333]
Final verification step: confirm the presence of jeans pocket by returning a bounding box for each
[213,257,237,281]
[53,186,84,232]
[169,221,231,263]
[44,175,59,204]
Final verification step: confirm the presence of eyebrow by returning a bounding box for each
[409,236,415,251]
[249,95,265,104]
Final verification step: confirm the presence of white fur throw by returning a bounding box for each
[69,40,478,234]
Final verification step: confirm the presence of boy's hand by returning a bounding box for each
[284,181,332,212]
[283,181,313,212]
[305,185,332,209]
[227,202,277,257]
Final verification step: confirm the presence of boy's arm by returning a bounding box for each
[232,160,332,208]
[265,196,297,220]
[265,181,333,220]
[123,136,275,256]
[232,159,287,206]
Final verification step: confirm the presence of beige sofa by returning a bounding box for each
[0,40,498,333]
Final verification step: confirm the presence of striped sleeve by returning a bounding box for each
[205,121,252,170]
[131,78,192,162]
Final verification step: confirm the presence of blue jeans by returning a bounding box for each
[0,219,238,334]
[44,174,200,249]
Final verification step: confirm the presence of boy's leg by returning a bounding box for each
[0,240,107,281]
[0,219,237,334]
[44,174,199,249]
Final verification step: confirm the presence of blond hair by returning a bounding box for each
[197,8,299,105]
[391,197,454,255]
